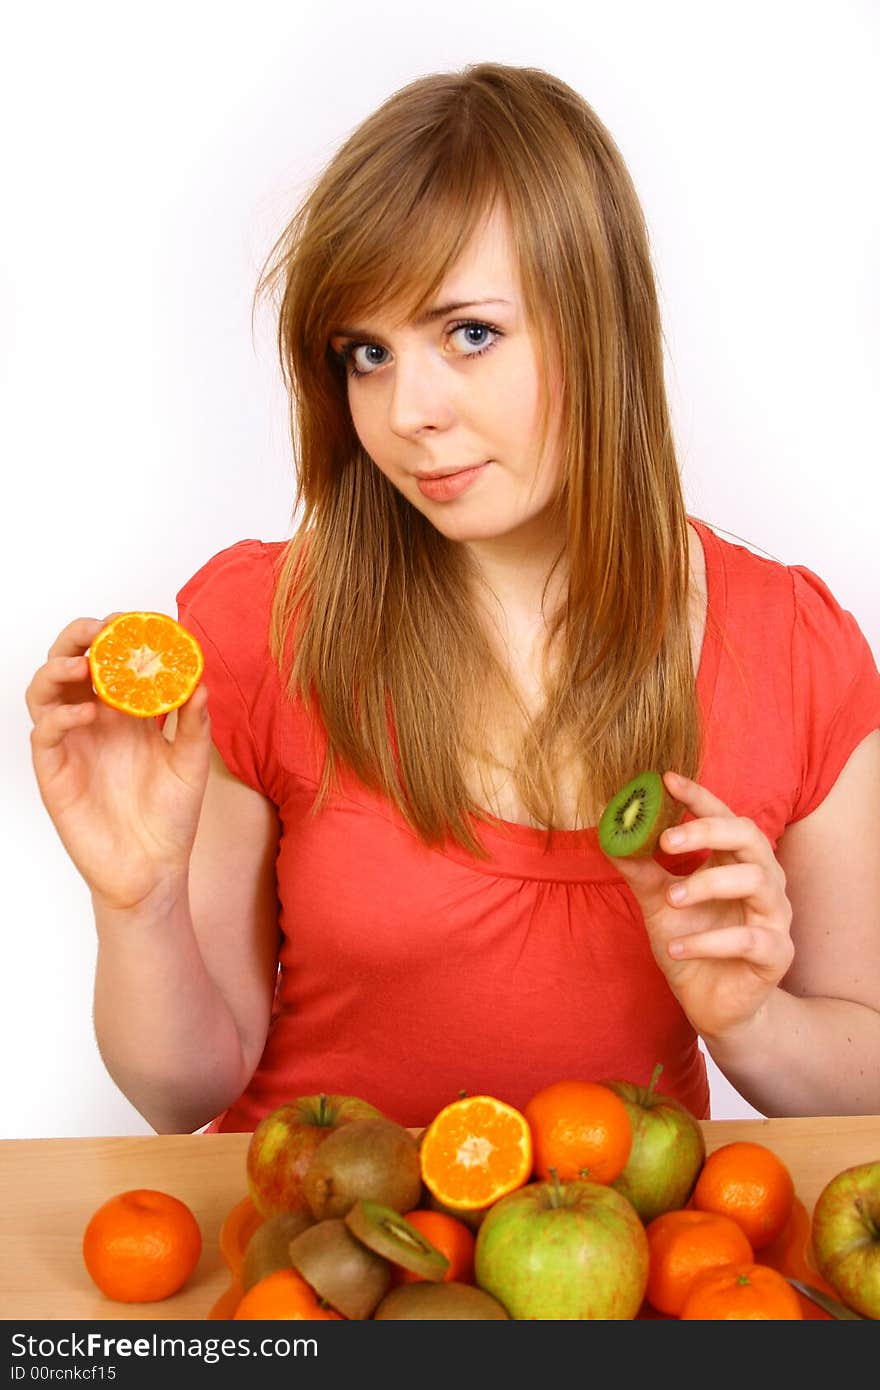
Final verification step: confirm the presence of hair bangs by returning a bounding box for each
[316,165,508,359]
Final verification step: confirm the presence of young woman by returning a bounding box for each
[26,64,880,1134]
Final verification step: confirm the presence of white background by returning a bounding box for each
[2,1,877,1138]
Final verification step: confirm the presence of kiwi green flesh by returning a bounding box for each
[288,1219,391,1320]
[373,1281,510,1319]
[241,1209,315,1291]
[598,770,666,857]
[345,1199,449,1281]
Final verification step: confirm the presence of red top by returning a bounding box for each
[175,518,880,1131]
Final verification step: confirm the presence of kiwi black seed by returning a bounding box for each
[598,770,667,857]
[345,1199,450,1281]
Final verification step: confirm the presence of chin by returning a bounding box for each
[428,514,521,544]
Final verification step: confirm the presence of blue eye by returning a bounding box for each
[336,320,502,379]
[343,342,390,377]
[452,322,495,351]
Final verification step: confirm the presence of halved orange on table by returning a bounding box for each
[88,612,204,717]
[419,1095,533,1212]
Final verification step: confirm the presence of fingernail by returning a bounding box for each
[664,829,685,848]
[668,883,687,903]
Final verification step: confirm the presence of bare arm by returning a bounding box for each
[702,728,880,1115]
[93,728,281,1133]
[27,619,280,1134]
[608,731,880,1116]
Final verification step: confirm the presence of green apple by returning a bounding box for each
[474,1172,648,1319]
[246,1092,383,1217]
[810,1160,880,1319]
[603,1064,706,1223]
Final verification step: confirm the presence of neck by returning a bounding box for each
[463,510,568,630]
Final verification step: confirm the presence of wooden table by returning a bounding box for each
[1,1117,878,1320]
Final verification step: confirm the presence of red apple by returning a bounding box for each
[474,1173,648,1319]
[246,1093,382,1216]
[810,1160,880,1319]
[603,1064,706,1223]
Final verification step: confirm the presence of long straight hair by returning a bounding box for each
[256,63,702,853]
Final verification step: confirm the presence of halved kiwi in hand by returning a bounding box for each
[345,1199,450,1281]
[598,770,669,857]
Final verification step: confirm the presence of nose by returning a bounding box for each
[386,347,455,439]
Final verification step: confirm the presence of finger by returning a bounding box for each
[30,700,97,756]
[25,655,92,723]
[665,862,785,916]
[660,814,776,866]
[668,923,794,975]
[166,682,212,781]
[606,850,673,912]
[662,771,736,821]
[46,616,109,661]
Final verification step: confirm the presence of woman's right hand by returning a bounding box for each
[26,615,213,913]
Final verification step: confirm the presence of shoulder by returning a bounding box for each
[174,539,300,797]
[691,517,796,610]
[177,538,288,614]
[692,518,880,823]
[175,538,292,724]
[176,539,289,665]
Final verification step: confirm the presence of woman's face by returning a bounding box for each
[329,205,564,549]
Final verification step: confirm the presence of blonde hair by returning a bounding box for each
[256,62,701,853]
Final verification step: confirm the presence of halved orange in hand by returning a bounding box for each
[419,1095,533,1211]
[88,612,204,718]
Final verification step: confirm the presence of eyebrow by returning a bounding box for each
[332,299,512,340]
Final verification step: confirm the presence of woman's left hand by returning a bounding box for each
[606,770,795,1041]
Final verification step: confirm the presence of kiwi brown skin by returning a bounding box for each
[303,1117,423,1221]
[373,1281,510,1319]
[241,1209,316,1292]
[598,770,676,858]
[288,1219,391,1320]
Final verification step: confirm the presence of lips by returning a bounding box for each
[414,462,487,481]
[415,461,491,502]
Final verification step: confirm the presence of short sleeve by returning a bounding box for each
[789,565,880,822]
[175,539,282,797]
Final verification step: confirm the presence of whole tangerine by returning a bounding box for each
[82,1189,202,1303]
[524,1079,632,1184]
[645,1207,754,1317]
[692,1141,795,1250]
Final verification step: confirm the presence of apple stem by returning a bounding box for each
[318,1093,328,1125]
[648,1062,663,1097]
[548,1166,563,1208]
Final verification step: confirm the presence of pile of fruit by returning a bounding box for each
[227,1070,879,1320]
[81,1069,880,1319]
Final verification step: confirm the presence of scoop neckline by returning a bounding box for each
[439,516,725,881]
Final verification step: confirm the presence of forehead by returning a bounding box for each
[436,205,520,297]
[336,203,522,334]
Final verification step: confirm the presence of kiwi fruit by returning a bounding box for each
[288,1218,391,1320]
[598,769,671,857]
[241,1208,316,1292]
[345,1199,449,1281]
[303,1117,423,1221]
[373,1281,510,1319]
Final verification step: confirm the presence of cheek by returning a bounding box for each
[347,392,386,463]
